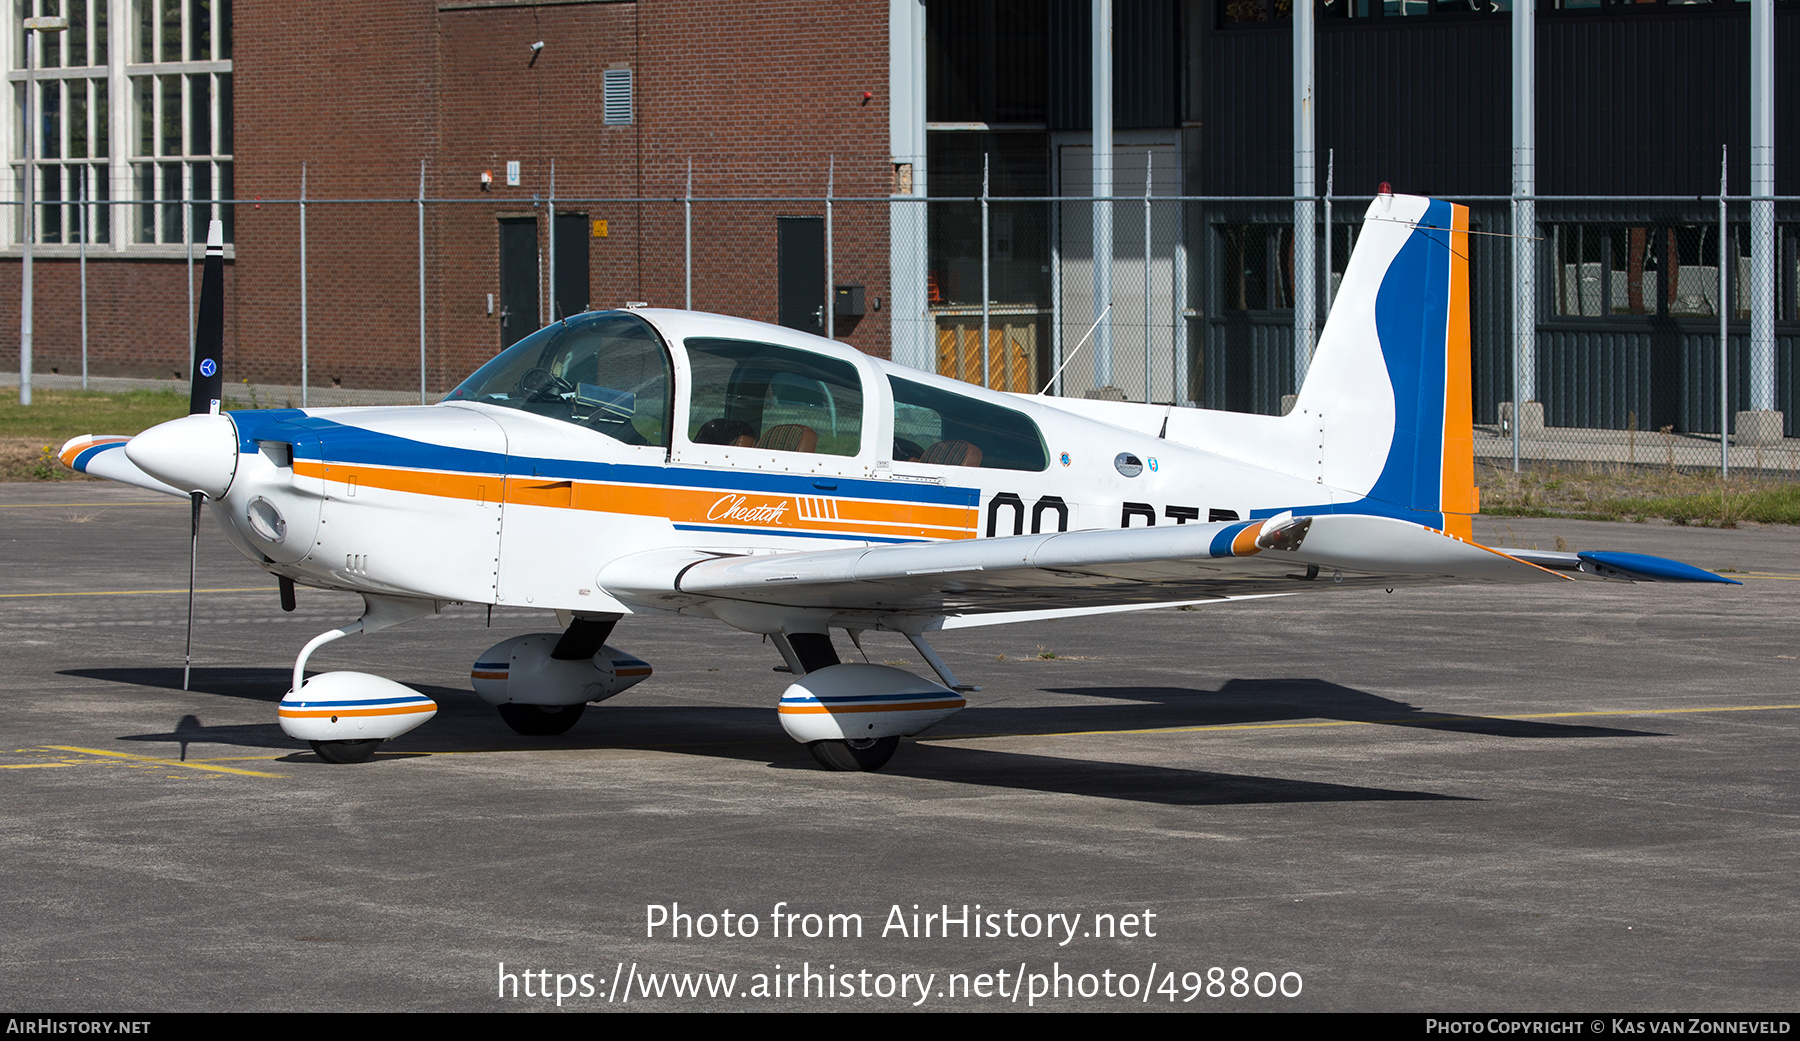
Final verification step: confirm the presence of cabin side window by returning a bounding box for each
[889,376,1048,472]
[683,338,866,457]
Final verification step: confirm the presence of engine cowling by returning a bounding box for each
[777,664,966,744]
[471,633,652,707]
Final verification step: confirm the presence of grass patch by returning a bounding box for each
[0,388,191,482]
[1479,461,1800,527]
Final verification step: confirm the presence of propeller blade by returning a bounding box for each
[183,218,224,689]
[184,491,200,691]
[189,219,225,416]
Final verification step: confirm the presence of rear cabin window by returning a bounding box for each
[889,376,1048,472]
[684,338,865,457]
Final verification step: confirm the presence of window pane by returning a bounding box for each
[87,163,109,243]
[13,0,24,71]
[1610,227,1655,315]
[217,72,230,155]
[218,159,230,242]
[93,81,106,158]
[890,375,1048,471]
[683,337,866,457]
[133,75,151,156]
[95,0,106,64]
[136,161,153,241]
[1221,0,1291,24]
[160,160,180,242]
[70,0,86,66]
[41,0,61,69]
[218,0,228,59]
[189,159,209,236]
[160,74,179,155]
[39,79,59,159]
[135,0,151,63]
[188,0,209,61]
[69,79,85,158]
[187,72,209,155]
[40,164,61,242]
[160,0,179,62]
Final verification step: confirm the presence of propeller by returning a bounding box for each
[182,219,226,691]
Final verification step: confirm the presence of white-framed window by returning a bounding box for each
[6,0,230,252]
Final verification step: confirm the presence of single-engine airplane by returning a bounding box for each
[61,193,1734,771]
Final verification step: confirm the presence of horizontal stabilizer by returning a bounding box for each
[1506,548,1740,584]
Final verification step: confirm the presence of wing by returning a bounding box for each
[597,514,1669,624]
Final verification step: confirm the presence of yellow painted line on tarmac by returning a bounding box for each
[41,745,283,778]
[0,587,277,599]
[921,702,1800,743]
[1730,572,1800,581]
[0,763,75,769]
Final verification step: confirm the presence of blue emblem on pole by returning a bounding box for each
[199,358,217,378]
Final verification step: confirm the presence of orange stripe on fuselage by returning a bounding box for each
[1440,203,1477,542]
[293,460,978,541]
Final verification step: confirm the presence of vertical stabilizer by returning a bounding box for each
[1294,194,1477,538]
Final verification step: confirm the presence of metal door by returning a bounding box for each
[553,212,590,319]
[777,216,824,334]
[499,217,539,349]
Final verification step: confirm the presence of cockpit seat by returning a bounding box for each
[920,439,982,467]
[759,424,819,454]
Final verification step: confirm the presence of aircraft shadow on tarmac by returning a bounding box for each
[75,668,1661,807]
[1032,678,1664,741]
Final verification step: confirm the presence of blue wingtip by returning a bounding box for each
[1577,551,1742,585]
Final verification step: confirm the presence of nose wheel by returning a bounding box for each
[808,736,899,772]
[310,739,382,764]
[498,703,586,736]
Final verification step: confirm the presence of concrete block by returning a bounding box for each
[1497,401,1545,440]
[1734,409,1786,446]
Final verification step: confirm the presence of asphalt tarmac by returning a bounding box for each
[2,482,1795,1012]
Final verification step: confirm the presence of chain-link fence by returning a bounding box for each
[12,183,1800,486]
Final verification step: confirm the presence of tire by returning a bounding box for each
[310,739,382,764]
[498,702,586,736]
[808,736,899,772]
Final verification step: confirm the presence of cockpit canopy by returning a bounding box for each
[444,311,674,446]
[445,310,1046,471]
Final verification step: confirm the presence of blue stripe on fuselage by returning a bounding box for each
[224,410,981,508]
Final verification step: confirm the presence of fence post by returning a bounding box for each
[418,160,427,405]
[981,153,989,387]
[1050,194,1063,397]
[300,163,308,407]
[826,157,836,340]
[684,158,693,310]
[79,166,87,390]
[184,174,200,393]
[1143,151,1152,402]
[1720,145,1730,479]
[548,158,556,324]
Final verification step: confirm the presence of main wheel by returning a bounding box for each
[498,702,586,736]
[808,736,899,772]
[310,739,382,764]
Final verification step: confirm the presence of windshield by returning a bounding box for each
[444,311,673,447]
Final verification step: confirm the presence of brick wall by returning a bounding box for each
[0,0,896,394]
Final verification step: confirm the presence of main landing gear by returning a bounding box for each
[772,630,971,773]
[498,702,586,736]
